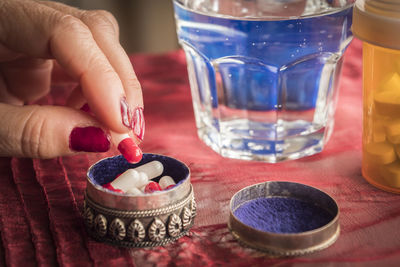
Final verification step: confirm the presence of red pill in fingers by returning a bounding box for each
[144,181,162,193]
[111,132,143,163]
[118,138,142,163]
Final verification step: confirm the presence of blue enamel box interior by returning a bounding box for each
[88,154,189,188]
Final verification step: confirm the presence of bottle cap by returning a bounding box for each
[353,0,400,50]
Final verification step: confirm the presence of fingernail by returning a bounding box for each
[133,107,145,141]
[120,97,133,129]
[69,127,111,152]
[117,136,143,163]
[120,98,145,141]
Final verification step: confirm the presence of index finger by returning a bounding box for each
[0,0,141,134]
[39,1,145,141]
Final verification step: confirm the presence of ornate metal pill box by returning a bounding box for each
[83,154,196,247]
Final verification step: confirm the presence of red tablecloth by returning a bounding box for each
[1,39,400,266]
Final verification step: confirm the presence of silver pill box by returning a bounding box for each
[83,154,196,247]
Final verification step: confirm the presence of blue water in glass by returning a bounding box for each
[173,1,353,162]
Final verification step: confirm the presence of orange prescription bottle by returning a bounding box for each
[353,0,400,193]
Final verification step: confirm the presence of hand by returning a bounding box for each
[0,0,144,159]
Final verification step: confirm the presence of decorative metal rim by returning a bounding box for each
[93,214,107,237]
[85,185,194,218]
[181,206,192,230]
[89,228,192,248]
[229,226,340,257]
[109,218,126,241]
[168,214,182,238]
[83,206,94,228]
[83,186,196,247]
[148,218,167,242]
[127,219,146,243]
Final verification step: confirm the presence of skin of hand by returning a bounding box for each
[0,0,144,158]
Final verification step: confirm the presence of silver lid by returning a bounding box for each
[228,181,339,256]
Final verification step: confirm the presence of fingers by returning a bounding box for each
[0,0,142,135]
[80,9,144,140]
[0,103,110,158]
[0,41,53,104]
[41,1,144,136]
[65,86,143,163]
[51,60,76,85]
[0,74,23,105]
[66,85,86,109]
[0,57,53,103]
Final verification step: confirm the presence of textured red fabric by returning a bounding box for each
[1,39,400,266]
[12,158,58,266]
[33,158,93,265]
[0,158,36,266]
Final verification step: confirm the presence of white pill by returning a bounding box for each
[125,187,142,196]
[133,160,164,179]
[159,176,176,190]
[110,169,148,192]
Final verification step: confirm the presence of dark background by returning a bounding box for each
[54,0,180,53]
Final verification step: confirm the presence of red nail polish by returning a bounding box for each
[69,127,110,152]
[120,97,133,129]
[144,181,162,193]
[117,137,142,163]
[133,107,145,141]
[120,98,145,141]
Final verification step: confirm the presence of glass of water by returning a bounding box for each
[173,0,354,162]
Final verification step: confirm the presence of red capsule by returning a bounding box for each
[144,181,162,193]
[102,182,124,194]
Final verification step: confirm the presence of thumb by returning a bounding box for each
[0,103,110,158]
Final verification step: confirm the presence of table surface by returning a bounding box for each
[1,39,400,267]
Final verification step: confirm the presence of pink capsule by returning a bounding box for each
[144,181,162,193]
[159,176,176,190]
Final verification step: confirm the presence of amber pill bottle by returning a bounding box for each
[353,0,400,193]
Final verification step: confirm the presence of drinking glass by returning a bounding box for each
[173,0,354,162]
